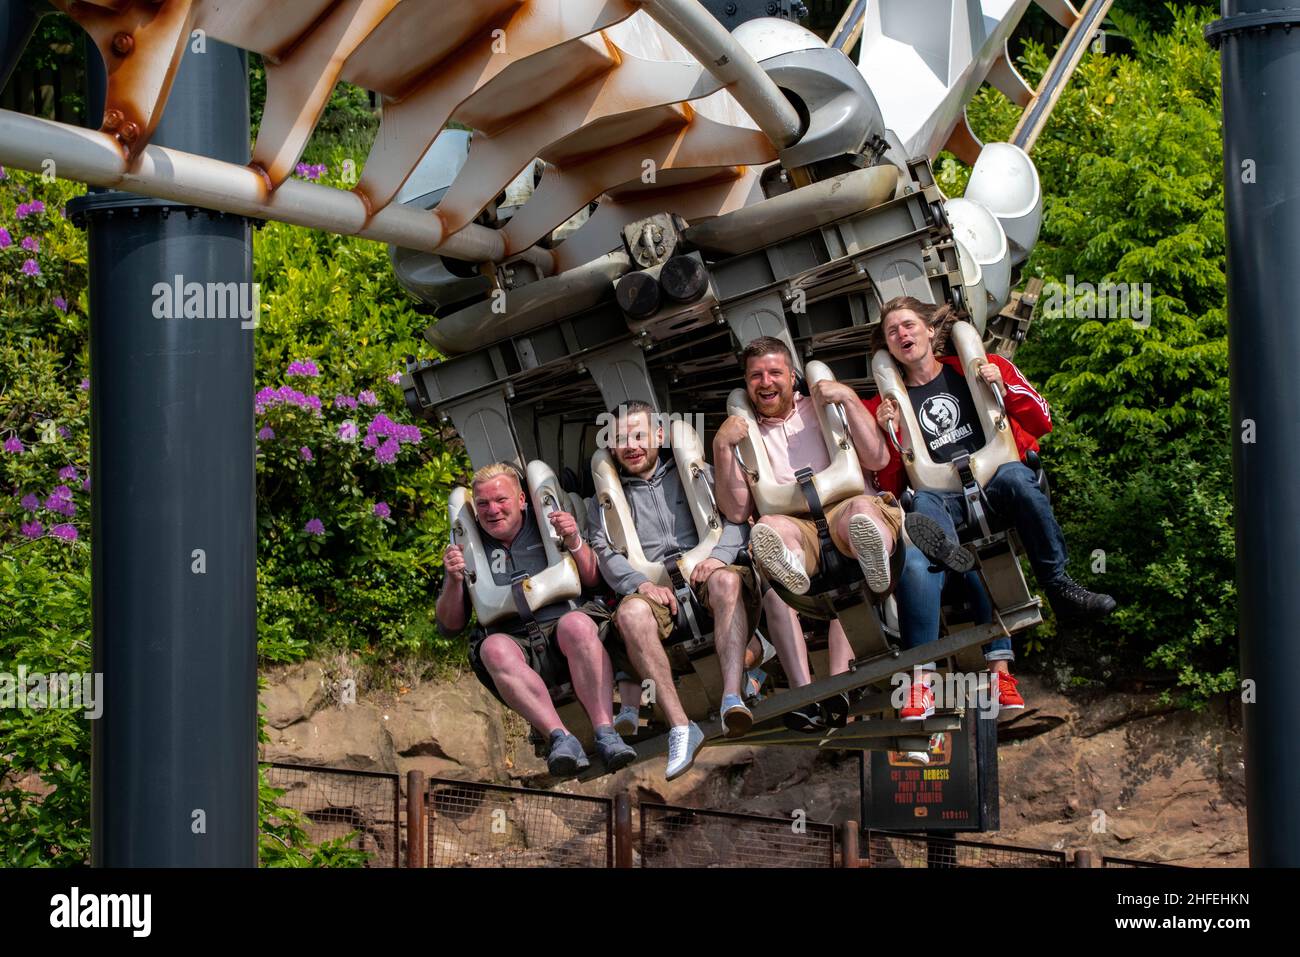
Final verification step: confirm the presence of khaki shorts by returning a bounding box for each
[615,564,762,643]
[784,492,904,571]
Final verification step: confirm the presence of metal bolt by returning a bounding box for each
[102,108,123,130]
[112,32,134,56]
[655,245,666,257]
[119,121,140,143]
[725,2,737,14]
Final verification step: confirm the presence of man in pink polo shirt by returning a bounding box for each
[713,336,905,596]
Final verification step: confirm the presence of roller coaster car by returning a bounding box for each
[871,319,1045,674]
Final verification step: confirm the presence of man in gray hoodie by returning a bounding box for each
[586,401,760,781]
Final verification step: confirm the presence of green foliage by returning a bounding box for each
[945,6,1234,704]
[251,172,467,664]
[0,559,91,866]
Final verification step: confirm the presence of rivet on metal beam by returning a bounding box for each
[112,33,135,57]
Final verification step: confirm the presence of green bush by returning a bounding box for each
[942,6,1235,704]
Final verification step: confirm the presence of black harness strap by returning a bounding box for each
[663,552,705,642]
[952,453,993,540]
[509,573,549,656]
[795,467,850,583]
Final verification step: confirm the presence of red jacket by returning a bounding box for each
[863,354,1052,497]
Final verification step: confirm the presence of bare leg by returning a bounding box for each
[479,634,566,735]
[828,618,853,675]
[617,679,643,710]
[615,600,688,727]
[761,588,812,687]
[705,568,748,699]
[555,611,615,729]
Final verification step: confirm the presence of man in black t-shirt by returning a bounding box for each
[907,364,987,463]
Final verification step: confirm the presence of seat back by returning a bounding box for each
[870,320,1020,494]
[590,419,723,586]
[447,460,582,628]
[725,359,865,516]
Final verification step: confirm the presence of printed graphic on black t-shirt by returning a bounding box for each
[906,364,986,463]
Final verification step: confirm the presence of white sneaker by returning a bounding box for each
[665,722,704,781]
[848,513,891,594]
[750,524,811,595]
[613,704,639,738]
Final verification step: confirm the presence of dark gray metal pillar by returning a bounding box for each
[71,39,257,866]
[1208,3,1300,867]
[0,1,47,90]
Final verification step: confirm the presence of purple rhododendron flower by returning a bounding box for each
[299,446,313,461]
[373,501,391,519]
[54,296,67,313]
[286,359,320,377]
[50,523,78,542]
[21,520,43,539]
[374,437,400,464]
[21,235,39,253]
[82,476,91,491]
[3,437,23,454]
[294,163,327,181]
[16,199,45,218]
[52,485,72,500]
[0,227,10,249]
[57,426,70,439]
[337,421,358,441]
[21,258,40,276]
[387,373,401,384]
[44,492,75,517]
[20,493,39,511]
[334,394,358,410]
[59,466,78,480]
[304,518,325,536]
[0,165,6,179]
[257,426,275,441]
[79,378,90,391]
[254,385,324,417]
[357,390,378,407]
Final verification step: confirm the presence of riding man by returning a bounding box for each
[437,463,636,777]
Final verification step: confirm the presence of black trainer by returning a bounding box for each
[904,513,976,574]
[1046,577,1117,620]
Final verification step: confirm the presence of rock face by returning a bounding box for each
[262,663,508,782]
[260,665,1247,866]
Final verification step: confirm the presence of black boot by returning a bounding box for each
[1045,577,1117,620]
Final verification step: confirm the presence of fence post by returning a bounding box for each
[406,770,426,869]
[841,821,861,868]
[1073,848,1096,868]
[614,792,634,868]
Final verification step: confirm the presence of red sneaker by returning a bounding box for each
[898,680,935,720]
[993,672,1025,711]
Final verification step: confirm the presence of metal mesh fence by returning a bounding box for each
[640,803,837,868]
[1101,855,1178,868]
[263,763,400,868]
[425,778,613,868]
[863,830,1069,868]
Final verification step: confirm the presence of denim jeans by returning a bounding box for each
[896,460,1067,660]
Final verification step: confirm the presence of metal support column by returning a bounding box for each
[1208,2,1300,867]
[71,37,257,866]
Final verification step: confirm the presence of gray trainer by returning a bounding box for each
[593,724,637,772]
[613,704,640,738]
[546,730,590,777]
[721,693,753,738]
